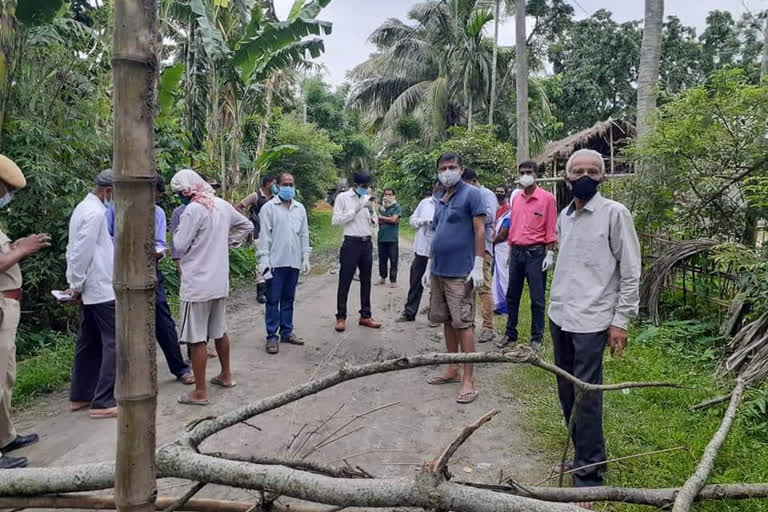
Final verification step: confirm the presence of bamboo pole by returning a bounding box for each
[112,0,158,508]
[515,0,529,163]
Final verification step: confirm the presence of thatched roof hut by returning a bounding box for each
[536,119,636,176]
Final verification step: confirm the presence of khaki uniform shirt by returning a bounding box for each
[0,229,22,291]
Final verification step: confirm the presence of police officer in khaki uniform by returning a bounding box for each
[0,155,51,468]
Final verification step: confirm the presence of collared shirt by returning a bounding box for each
[478,186,499,254]
[432,180,486,278]
[507,185,557,247]
[170,205,186,260]
[548,193,642,333]
[331,188,378,237]
[66,193,115,305]
[173,198,253,302]
[410,196,436,257]
[0,228,21,291]
[377,203,402,242]
[105,204,167,254]
[258,197,311,270]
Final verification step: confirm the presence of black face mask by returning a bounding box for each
[569,176,600,202]
[495,194,506,202]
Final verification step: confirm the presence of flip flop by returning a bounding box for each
[177,395,209,406]
[456,390,478,404]
[178,372,195,385]
[427,375,461,385]
[210,377,237,388]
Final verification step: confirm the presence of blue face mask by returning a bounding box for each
[356,187,369,197]
[278,186,295,201]
[0,192,13,209]
[270,184,279,195]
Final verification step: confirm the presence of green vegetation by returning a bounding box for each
[14,335,75,408]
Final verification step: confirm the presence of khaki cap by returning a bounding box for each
[0,155,27,190]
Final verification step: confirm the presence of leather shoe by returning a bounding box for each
[335,318,346,332]
[1,434,38,453]
[0,456,27,469]
[359,317,382,329]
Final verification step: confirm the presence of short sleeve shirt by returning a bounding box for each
[431,181,486,278]
[377,204,401,243]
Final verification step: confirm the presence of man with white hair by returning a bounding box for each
[171,169,253,406]
[548,149,641,493]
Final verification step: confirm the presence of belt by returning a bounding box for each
[2,289,21,301]
[345,235,372,242]
[510,244,545,250]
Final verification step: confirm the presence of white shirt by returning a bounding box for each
[173,197,253,302]
[548,193,642,333]
[479,186,499,254]
[331,188,377,237]
[66,193,115,305]
[410,196,436,257]
[258,197,311,270]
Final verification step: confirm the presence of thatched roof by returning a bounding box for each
[535,119,636,163]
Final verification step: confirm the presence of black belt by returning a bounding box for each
[510,244,545,250]
[345,235,372,242]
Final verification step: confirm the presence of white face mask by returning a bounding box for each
[519,174,535,188]
[438,170,461,188]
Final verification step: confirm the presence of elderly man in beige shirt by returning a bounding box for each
[548,149,641,497]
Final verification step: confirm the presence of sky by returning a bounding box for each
[274,0,765,86]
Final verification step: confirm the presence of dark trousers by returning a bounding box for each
[337,237,373,319]
[551,321,606,487]
[505,246,547,342]
[403,254,429,319]
[265,267,300,341]
[156,268,190,378]
[377,241,399,283]
[70,301,116,409]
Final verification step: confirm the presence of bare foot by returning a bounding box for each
[70,401,90,412]
[178,391,209,406]
[210,373,234,388]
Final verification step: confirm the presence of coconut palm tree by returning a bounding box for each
[636,0,664,140]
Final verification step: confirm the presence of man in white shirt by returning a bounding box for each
[397,181,440,322]
[258,173,311,355]
[549,149,641,490]
[64,169,118,420]
[171,169,253,406]
[331,171,382,332]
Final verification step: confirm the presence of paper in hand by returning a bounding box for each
[51,290,73,302]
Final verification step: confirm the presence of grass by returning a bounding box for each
[400,216,416,242]
[14,334,75,409]
[309,208,343,253]
[500,287,768,511]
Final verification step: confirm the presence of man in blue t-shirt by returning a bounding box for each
[423,152,486,404]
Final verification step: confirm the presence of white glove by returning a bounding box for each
[542,250,555,272]
[466,256,485,288]
[358,195,372,209]
[258,261,270,276]
[422,260,432,289]
[301,254,311,275]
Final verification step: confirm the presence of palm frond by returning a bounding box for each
[383,80,433,127]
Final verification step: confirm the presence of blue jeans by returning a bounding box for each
[265,267,300,342]
[504,246,547,342]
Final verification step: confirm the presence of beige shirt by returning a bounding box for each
[548,193,641,333]
[0,229,21,291]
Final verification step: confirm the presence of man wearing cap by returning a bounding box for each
[105,175,194,385]
[65,168,118,419]
[332,171,383,332]
[0,155,50,468]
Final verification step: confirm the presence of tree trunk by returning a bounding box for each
[112,0,158,508]
[468,93,474,131]
[636,0,664,141]
[515,0,529,163]
[488,0,500,126]
[762,14,768,78]
[256,73,276,157]
[0,0,17,147]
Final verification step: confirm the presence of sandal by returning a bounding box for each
[282,334,304,345]
[427,375,461,385]
[178,372,195,385]
[177,395,209,406]
[210,376,237,388]
[266,340,279,354]
[456,390,478,404]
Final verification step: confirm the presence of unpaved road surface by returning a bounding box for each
[13,244,547,507]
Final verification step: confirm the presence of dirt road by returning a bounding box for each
[12,244,547,506]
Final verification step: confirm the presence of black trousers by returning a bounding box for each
[505,246,547,342]
[551,320,606,487]
[337,237,373,319]
[403,254,429,319]
[70,301,116,409]
[377,241,399,283]
[156,269,190,378]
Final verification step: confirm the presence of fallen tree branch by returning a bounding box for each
[558,391,583,488]
[690,392,733,412]
[455,481,768,508]
[672,379,747,512]
[162,482,207,512]
[431,409,499,476]
[206,453,374,479]
[291,403,345,458]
